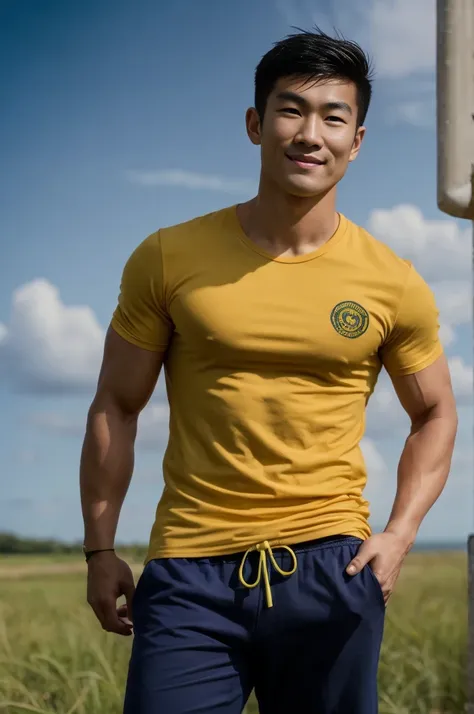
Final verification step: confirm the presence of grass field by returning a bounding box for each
[0,550,467,713]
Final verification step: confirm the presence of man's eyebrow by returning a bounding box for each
[275,90,310,107]
[323,101,353,115]
[275,91,353,115]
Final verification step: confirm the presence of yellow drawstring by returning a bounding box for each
[238,540,298,608]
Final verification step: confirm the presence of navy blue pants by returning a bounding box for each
[124,535,385,713]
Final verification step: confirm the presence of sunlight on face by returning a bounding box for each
[247,76,366,198]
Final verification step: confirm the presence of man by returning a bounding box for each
[80,29,458,714]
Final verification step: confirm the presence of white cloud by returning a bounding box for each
[383,74,436,128]
[434,281,472,347]
[361,437,393,516]
[361,437,389,478]
[367,205,471,282]
[371,386,394,411]
[137,403,170,449]
[366,376,408,438]
[366,0,436,126]
[448,357,473,404]
[432,281,472,324]
[0,279,105,393]
[439,323,456,348]
[389,100,435,128]
[369,0,435,79]
[275,0,435,78]
[125,169,257,196]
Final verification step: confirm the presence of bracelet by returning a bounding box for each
[84,548,115,563]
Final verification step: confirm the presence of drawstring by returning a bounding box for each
[238,540,297,608]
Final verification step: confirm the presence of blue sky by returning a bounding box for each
[1,0,472,545]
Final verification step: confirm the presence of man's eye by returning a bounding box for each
[326,116,345,123]
[280,107,300,115]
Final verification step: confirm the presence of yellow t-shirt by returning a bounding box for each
[111,205,443,561]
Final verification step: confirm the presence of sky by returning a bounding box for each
[0,0,472,545]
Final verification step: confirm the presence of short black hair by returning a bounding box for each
[255,28,374,128]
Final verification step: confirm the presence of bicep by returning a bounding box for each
[94,326,164,416]
[390,354,457,425]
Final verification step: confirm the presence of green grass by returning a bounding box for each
[0,553,79,566]
[0,551,467,713]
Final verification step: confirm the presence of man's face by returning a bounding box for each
[247,76,365,198]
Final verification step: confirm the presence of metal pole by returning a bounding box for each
[436,0,474,219]
[469,531,474,712]
[470,219,474,713]
[436,0,474,707]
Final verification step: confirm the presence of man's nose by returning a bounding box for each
[294,117,324,148]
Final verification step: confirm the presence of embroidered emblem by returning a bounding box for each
[330,301,369,339]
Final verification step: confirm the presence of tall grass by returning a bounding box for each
[0,551,466,713]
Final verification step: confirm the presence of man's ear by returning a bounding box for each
[246,107,262,146]
[348,125,366,163]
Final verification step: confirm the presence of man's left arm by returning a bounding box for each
[347,355,457,602]
[346,263,458,603]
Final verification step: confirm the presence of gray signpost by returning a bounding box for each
[436,0,474,709]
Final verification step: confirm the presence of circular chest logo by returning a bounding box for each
[330,301,369,339]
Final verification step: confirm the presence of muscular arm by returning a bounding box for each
[347,355,458,600]
[80,326,164,550]
[384,353,458,544]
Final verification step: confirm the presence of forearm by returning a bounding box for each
[80,399,138,550]
[384,407,457,544]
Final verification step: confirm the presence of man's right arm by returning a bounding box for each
[80,325,164,635]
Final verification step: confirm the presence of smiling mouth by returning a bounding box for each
[286,154,326,168]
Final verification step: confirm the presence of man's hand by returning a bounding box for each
[345,531,413,604]
[87,551,135,636]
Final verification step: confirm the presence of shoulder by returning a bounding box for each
[121,229,162,281]
[343,217,421,314]
[123,205,235,280]
[345,217,412,285]
[159,205,235,254]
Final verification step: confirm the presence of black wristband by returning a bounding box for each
[84,548,115,563]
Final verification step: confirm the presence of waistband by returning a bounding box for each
[182,534,360,564]
[238,535,360,609]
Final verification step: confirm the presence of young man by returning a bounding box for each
[80,29,458,714]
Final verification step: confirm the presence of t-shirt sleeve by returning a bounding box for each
[111,230,173,351]
[379,264,444,377]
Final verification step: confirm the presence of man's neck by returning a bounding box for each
[236,183,339,258]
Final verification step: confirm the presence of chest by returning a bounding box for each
[168,263,392,374]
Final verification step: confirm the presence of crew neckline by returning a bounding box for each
[229,204,348,264]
